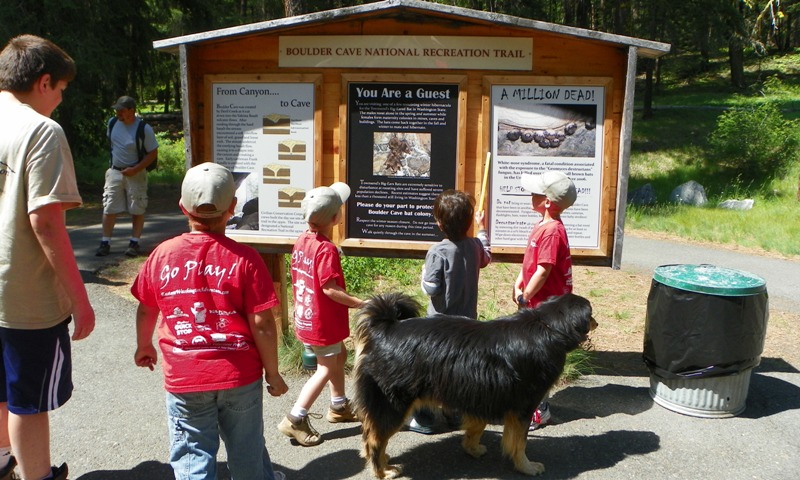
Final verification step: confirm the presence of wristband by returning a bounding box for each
[517,294,526,307]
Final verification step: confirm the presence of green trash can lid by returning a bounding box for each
[653,264,767,296]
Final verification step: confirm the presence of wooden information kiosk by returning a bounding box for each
[154,0,670,328]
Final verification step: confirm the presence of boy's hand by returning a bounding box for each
[265,372,289,397]
[72,302,96,341]
[134,344,158,371]
[474,210,486,229]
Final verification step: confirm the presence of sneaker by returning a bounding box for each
[278,414,322,446]
[408,417,436,435]
[0,456,17,480]
[50,463,69,480]
[326,400,358,423]
[124,242,141,257]
[95,242,110,256]
[273,471,286,480]
[529,401,551,431]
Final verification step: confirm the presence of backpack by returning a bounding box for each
[108,117,157,171]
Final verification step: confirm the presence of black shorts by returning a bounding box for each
[0,318,73,414]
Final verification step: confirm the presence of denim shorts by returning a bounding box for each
[166,380,279,480]
[0,318,72,414]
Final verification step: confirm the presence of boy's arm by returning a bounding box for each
[248,308,289,397]
[134,303,159,370]
[30,203,95,340]
[474,211,491,267]
[321,278,365,308]
[421,250,443,297]
[520,264,553,305]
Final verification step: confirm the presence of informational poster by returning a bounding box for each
[490,84,605,249]
[211,81,316,237]
[346,82,459,242]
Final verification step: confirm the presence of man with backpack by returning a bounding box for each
[96,95,159,257]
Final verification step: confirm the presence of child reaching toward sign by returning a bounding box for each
[410,189,491,434]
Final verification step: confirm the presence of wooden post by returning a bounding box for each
[261,253,288,334]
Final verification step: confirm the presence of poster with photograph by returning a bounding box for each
[346,82,459,242]
[211,81,315,238]
[489,84,605,249]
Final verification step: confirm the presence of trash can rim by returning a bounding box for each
[653,264,767,296]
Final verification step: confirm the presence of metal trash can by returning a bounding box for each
[643,264,768,417]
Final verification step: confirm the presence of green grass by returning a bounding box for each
[628,49,800,257]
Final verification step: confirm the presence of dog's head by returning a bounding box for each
[536,293,597,346]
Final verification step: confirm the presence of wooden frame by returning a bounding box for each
[338,73,468,257]
[203,73,323,251]
[480,75,614,262]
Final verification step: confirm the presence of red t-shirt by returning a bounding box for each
[131,232,279,394]
[290,231,349,346]
[521,219,573,307]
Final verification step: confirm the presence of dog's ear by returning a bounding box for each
[565,294,595,335]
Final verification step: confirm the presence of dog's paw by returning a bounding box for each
[515,459,545,476]
[376,465,402,479]
[462,442,488,458]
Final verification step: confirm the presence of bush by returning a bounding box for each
[340,256,422,295]
[709,102,800,182]
[148,132,186,183]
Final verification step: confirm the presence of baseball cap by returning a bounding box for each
[112,95,136,110]
[520,171,577,210]
[180,163,235,218]
[302,182,351,224]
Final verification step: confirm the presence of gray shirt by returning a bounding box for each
[108,117,158,168]
[421,230,491,318]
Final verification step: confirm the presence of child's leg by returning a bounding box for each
[326,345,348,400]
[278,346,337,447]
[166,390,220,478]
[324,345,359,423]
[219,380,281,479]
[291,342,344,412]
[293,352,337,412]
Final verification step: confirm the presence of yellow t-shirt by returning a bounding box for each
[0,100,82,329]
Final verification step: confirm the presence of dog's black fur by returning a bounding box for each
[352,292,596,478]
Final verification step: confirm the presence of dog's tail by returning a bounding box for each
[354,293,421,355]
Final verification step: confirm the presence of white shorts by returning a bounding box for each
[102,168,148,215]
[305,341,343,357]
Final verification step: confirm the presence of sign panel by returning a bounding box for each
[280,36,532,70]
[210,80,316,238]
[346,82,460,243]
[489,84,605,249]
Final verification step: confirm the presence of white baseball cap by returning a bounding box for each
[180,163,235,218]
[520,171,577,210]
[302,182,351,224]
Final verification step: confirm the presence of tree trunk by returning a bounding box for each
[729,36,746,88]
[284,0,305,17]
[642,58,654,120]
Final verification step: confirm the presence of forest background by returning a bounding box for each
[4,0,798,371]
[0,0,796,163]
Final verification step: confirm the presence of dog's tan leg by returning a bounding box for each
[362,416,403,479]
[502,414,544,476]
[461,415,488,458]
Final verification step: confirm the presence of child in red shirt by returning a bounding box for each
[278,182,365,447]
[513,170,577,431]
[132,162,289,479]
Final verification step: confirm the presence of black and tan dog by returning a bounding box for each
[352,292,596,478]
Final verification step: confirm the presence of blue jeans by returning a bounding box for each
[166,380,278,480]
